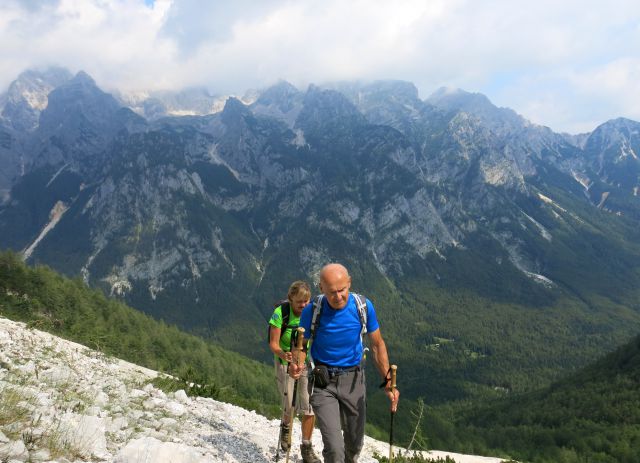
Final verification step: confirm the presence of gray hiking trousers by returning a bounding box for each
[309,367,366,463]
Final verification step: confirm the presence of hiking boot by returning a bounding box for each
[300,441,321,463]
[279,422,291,451]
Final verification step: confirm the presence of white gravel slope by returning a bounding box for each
[0,317,506,463]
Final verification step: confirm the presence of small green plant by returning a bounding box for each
[21,413,43,449]
[373,451,457,463]
[0,384,87,460]
[0,385,33,438]
[56,382,93,413]
[151,366,221,399]
[407,398,429,451]
[44,421,88,461]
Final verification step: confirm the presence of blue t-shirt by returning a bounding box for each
[300,293,380,367]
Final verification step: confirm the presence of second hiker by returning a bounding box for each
[268,280,321,463]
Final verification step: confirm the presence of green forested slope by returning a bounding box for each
[441,333,640,462]
[3,250,640,463]
[0,251,279,415]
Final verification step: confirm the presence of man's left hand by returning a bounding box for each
[386,386,400,413]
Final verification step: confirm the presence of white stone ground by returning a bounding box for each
[0,317,507,463]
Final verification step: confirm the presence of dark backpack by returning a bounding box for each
[267,300,297,345]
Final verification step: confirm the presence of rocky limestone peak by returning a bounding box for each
[426,86,487,109]
[0,67,72,132]
[6,67,72,100]
[427,86,575,175]
[73,70,97,86]
[584,117,640,164]
[337,79,421,106]
[220,96,252,123]
[255,80,301,108]
[369,79,420,100]
[38,71,122,132]
[582,117,640,191]
[249,80,304,128]
[587,117,640,145]
[294,84,368,140]
[329,80,427,135]
[302,84,366,119]
[426,87,524,129]
[31,71,139,171]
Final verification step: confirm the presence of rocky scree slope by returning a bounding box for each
[0,316,505,463]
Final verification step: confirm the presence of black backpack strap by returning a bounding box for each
[280,301,291,336]
[268,300,292,349]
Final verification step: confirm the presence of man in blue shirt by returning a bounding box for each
[290,263,400,463]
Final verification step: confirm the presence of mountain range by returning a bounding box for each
[1,67,639,407]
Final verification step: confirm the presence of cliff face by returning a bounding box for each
[0,316,503,463]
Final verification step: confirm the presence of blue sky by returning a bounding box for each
[1,0,639,134]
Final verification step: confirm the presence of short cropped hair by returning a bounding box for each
[288,280,311,302]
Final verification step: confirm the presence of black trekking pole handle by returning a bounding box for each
[389,364,397,463]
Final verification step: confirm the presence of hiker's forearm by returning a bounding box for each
[369,330,391,381]
[269,327,293,362]
[371,343,391,379]
[269,340,283,356]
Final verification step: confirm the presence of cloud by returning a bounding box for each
[0,0,639,133]
[0,0,176,90]
[158,0,280,54]
[171,0,457,91]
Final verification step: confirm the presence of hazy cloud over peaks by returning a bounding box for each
[1,0,639,133]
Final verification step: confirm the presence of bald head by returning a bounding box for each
[320,263,351,309]
[320,263,349,281]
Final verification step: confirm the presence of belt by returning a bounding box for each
[318,364,360,377]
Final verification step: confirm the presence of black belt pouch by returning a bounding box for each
[312,365,330,388]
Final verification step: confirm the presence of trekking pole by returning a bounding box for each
[389,364,397,463]
[276,360,291,463]
[285,327,305,463]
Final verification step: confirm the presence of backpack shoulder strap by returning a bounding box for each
[307,295,324,368]
[352,293,368,336]
[309,295,324,342]
[280,301,291,330]
[268,300,291,346]
[352,293,369,360]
